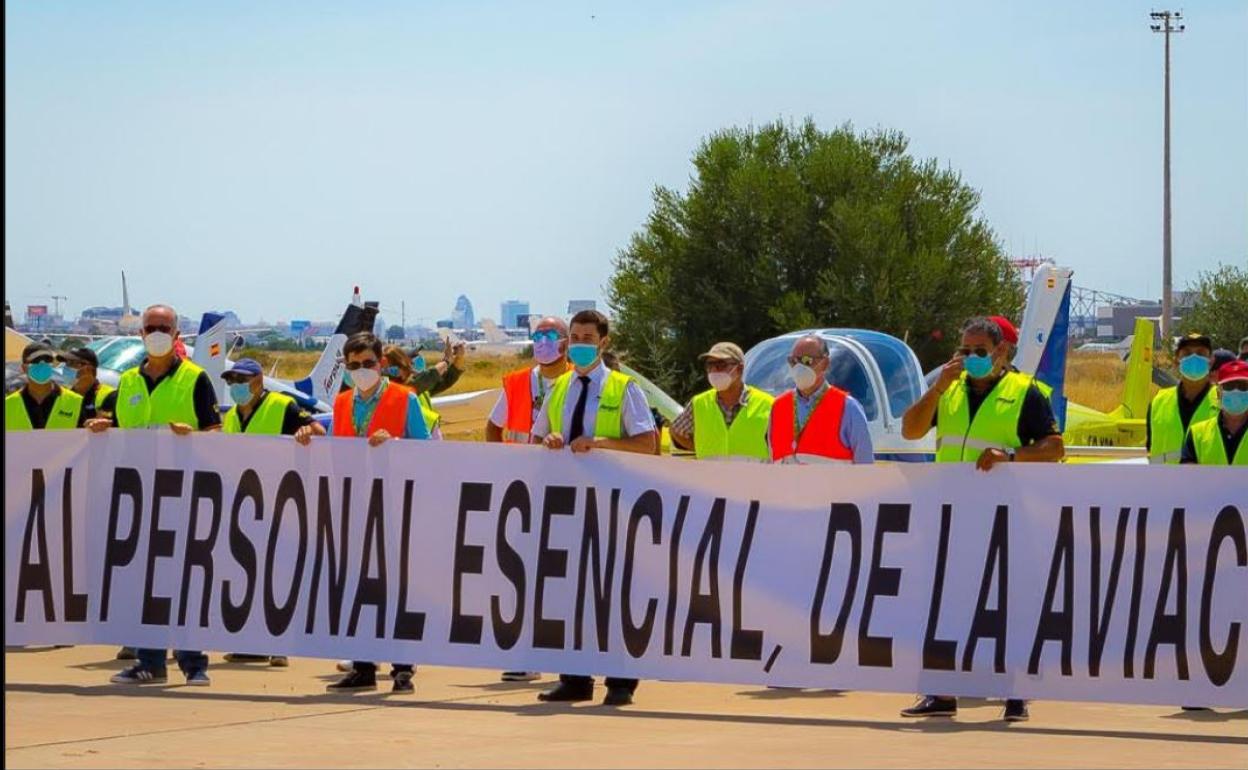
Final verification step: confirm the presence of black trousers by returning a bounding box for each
[560,674,638,693]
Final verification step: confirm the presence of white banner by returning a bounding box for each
[5,431,1246,707]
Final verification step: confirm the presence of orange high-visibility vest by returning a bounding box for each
[501,363,569,442]
[769,387,853,464]
[332,383,409,438]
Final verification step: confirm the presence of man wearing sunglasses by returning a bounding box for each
[90,304,221,687]
[669,341,774,461]
[1181,359,1248,466]
[900,316,1063,722]
[316,331,430,693]
[5,342,87,430]
[58,347,113,421]
[486,316,571,445]
[768,335,874,464]
[531,309,657,707]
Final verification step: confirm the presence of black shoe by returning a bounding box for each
[602,687,634,706]
[1003,699,1029,722]
[537,681,594,702]
[391,670,414,694]
[900,695,958,717]
[327,670,377,692]
[116,646,137,661]
[223,653,269,663]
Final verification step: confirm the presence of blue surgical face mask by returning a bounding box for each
[228,383,254,405]
[27,361,55,385]
[1178,354,1211,382]
[384,365,402,379]
[412,356,427,373]
[568,343,600,369]
[1222,389,1248,416]
[964,352,995,380]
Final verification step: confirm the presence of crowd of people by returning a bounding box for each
[7,303,1246,721]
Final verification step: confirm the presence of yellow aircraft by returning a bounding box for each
[1061,316,1153,448]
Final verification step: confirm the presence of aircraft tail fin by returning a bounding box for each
[191,312,229,403]
[1013,264,1073,430]
[480,318,508,344]
[1111,317,1155,420]
[292,303,378,404]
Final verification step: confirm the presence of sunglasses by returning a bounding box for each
[704,360,736,372]
[144,324,174,335]
[345,359,379,371]
[531,329,562,343]
[787,354,825,367]
[1222,381,1248,392]
[957,346,994,357]
[27,355,56,365]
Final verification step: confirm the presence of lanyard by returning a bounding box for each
[793,386,828,450]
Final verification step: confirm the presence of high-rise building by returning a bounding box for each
[567,299,597,315]
[451,294,475,330]
[500,299,530,328]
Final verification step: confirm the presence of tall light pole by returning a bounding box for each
[1150,10,1184,342]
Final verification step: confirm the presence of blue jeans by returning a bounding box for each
[137,648,208,674]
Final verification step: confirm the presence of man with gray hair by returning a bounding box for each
[88,303,221,686]
[767,334,874,464]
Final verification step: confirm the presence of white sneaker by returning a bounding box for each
[501,671,541,682]
[336,660,355,672]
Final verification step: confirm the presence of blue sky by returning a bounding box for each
[5,0,1246,325]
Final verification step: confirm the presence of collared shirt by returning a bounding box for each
[20,384,88,429]
[769,383,876,464]
[104,356,221,429]
[328,379,431,440]
[1180,413,1247,464]
[488,366,561,430]
[669,386,752,445]
[530,362,655,440]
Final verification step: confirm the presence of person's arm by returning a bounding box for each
[977,384,1064,469]
[532,396,559,448]
[430,364,462,396]
[485,390,509,442]
[410,368,441,394]
[840,397,875,464]
[668,401,696,452]
[184,372,222,433]
[903,355,963,440]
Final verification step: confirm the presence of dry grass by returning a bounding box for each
[1065,351,1160,413]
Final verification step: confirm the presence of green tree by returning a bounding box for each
[607,119,1021,400]
[386,324,405,341]
[1177,263,1248,351]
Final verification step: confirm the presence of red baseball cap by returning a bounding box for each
[1217,359,1248,384]
[990,316,1019,346]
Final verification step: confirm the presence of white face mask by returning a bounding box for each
[707,371,735,392]
[790,363,819,391]
[144,331,174,357]
[351,367,380,392]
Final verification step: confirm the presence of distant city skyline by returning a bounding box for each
[6,2,1245,324]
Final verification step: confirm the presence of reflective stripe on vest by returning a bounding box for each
[1148,386,1219,465]
[332,383,410,438]
[1189,416,1248,466]
[5,388,83,431]
[935,372,1030,463]
[114,361,204,429]
[223,391,293,435]
[546,369,631,439]
[769,387,853,464]
[692,386,774,461]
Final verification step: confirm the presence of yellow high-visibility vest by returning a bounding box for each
[1149,386,1218,464]
[546,369,632,439]
[1188,416,1247,466]
[114,360,205,429]
[936,372,1031,463]
[5,388,83,431]
[223,391,293,435]
[691,386,774,461]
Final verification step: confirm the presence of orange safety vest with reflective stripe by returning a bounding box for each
[769,387,853,464]
[332,383,410,438]
[501,363,570,443]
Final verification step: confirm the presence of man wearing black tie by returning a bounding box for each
[530,309,659,705]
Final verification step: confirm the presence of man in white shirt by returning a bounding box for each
[530,309,657,706]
